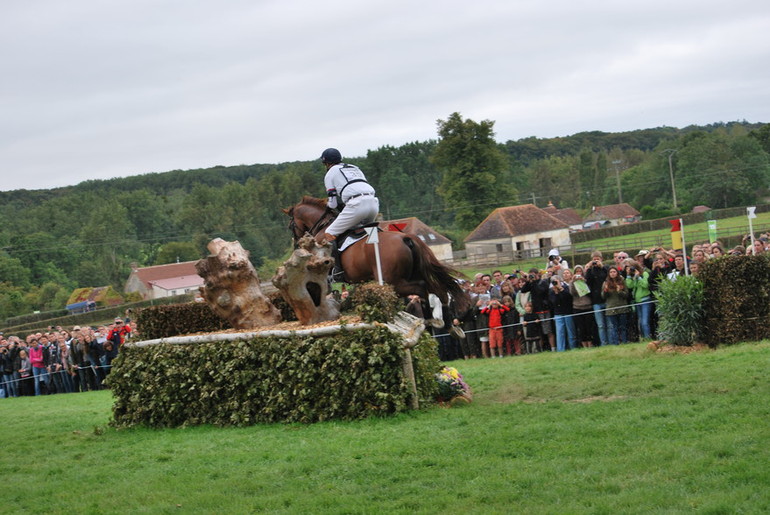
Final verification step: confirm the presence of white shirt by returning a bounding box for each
[324,163,375,210]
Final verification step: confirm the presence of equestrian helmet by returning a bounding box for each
[320,148,342,164]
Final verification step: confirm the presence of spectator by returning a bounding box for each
[501,294,520,355]
[521,302,542,354]
[569,266,594,348]
[667,254,688,280]
[602,267,631,345]
[584,251,610,346]
[16,349,33,396]
[626,259,653,340]
[520,268,555,352]
[546,249,569,275]
[473,274,493,358]
[481,298,510,358]
[692,248,709,263]
[549,273,577,352]
[0,342,14,398]
[710,244,725,258]
[29,338,46,395]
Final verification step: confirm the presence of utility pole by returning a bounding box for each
[661,149,678,210]
[611,160,623,203]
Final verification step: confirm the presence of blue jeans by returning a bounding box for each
[636,297,652,339]
[593,303,609,346]
[3,373,17,397]
[554,314,578,352]
[32,367,47,395]
[606,313,628,345]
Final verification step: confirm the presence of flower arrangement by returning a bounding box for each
[435,366,472,405]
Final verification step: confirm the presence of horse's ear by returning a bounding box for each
[282,207,292,215]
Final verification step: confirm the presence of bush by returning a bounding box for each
[699,254,770,345]
[655,275,704,346]
[109,326,442,427]
[136,302,231,340]
[350,282,400,323]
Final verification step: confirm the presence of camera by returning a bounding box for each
[528,274,536,280]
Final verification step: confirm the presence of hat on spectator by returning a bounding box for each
[72,326,81,331]
[636,250,649,257]
[548,248,560,257]
[114,318,123,323]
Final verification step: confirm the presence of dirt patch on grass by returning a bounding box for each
[647,341,712,354]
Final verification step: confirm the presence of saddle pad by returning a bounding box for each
[339,233,367,252]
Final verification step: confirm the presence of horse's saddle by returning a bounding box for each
[337,222,380,253]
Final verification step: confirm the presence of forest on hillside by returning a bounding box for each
[1,116,769,321]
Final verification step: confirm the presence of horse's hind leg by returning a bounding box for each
[390,279,429,303]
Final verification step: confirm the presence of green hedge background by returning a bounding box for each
[109,329,440,427]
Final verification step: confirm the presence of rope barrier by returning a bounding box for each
[432,299,658,338]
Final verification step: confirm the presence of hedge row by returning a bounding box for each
[136,302,232,340]
[699,254,770,345]
[109,329,440,427]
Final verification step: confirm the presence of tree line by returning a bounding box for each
[1,115,768,322]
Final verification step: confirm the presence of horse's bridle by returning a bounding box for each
[288,208,335,246]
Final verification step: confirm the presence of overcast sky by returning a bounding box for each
[2,0,769,192]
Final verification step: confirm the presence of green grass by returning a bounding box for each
[2,341,770,513]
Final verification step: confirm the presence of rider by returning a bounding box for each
[316,148,380,245]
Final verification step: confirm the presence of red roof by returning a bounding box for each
[131,261,201,289]
[378,217,452,245]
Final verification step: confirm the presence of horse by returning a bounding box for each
[283,196,469,312]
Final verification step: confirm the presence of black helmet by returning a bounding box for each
[320,148,342,164]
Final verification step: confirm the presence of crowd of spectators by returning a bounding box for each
[426,234,770,361]
[0,318,136,398]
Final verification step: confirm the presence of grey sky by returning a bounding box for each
[2,0,769,192]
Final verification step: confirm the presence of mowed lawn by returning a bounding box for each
[2,341,769,513]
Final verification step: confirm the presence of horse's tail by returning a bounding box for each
[403,236,470,313]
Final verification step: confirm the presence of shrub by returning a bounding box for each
[136,302,231,340]
[109,326,442,427]
[699,254,770,345]
[350,282,400,323]
[655,275,704,346]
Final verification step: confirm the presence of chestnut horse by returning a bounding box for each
[284,196,468,311]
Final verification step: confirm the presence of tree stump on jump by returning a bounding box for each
[196,238,282,329]
[272,234,340,325]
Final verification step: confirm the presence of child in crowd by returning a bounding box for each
[501,295,520,355]
[521,302,542,354]
[481,298,510,358]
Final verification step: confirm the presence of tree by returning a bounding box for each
[154,242,201,265]
[675,131,770,209]
[431,113,515,231]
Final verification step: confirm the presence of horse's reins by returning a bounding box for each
[290,208,335,245]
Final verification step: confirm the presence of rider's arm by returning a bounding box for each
[324,169,339,210]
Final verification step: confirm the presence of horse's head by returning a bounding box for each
[283,196,332,246]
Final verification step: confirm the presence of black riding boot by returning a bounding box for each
[330,239,344,283]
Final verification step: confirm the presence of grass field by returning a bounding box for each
[2,341,769,513]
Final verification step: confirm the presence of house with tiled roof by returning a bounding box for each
[583,203,641,228]
[379,217,453,261]
[464,204,571,259]
[124,261,204,300]
[542,203,583,232]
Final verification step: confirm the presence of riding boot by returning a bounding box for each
[330,239,344,283]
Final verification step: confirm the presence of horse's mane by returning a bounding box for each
[300,196,327,209]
